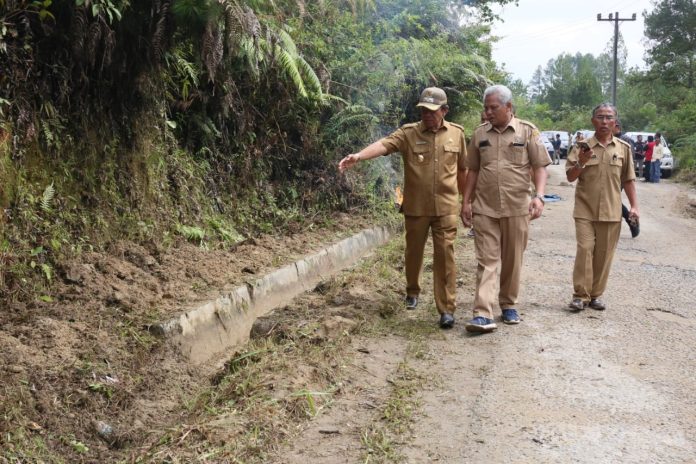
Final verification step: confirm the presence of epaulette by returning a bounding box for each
[401,122,420,130]
[615,137,631,148]
[516,118,538,130]
[448,122,465,131]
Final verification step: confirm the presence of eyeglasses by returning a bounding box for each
[594,115,616,121]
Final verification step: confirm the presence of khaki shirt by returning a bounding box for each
[565,135,636,221]
[467,117,551,218]
[380,121,467,216]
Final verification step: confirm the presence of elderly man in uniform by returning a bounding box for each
[461,84,550,333]
[339,87,468,329]
[566,103,639,311]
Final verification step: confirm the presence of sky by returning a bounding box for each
[490,0,657,84]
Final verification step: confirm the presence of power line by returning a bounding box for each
[597,11,637,106]
[492,20,596,52]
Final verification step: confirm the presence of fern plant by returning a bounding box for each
[323,105,378,152]
[176,224,206,244]
[40,182,55,212]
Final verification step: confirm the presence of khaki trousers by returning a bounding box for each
[404,215,458,314]
[572,219,621,301]
[472,214,529,319]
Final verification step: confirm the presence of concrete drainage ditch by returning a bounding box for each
[150,226,393,363]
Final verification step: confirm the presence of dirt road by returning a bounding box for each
[275,166,696,463]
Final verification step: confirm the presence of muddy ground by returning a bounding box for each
[2,166,696,463]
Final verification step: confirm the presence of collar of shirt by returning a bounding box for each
[418,120,451,134]
[586,135,617,149]
[486,116,518,134]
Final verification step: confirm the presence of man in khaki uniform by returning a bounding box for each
[338,87,468,329]
[566,103,639,311]
[461,84,550,333]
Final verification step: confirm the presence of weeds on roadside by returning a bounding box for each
[359,356,427,463]
[133,229,442,463]
[137,330,349,462]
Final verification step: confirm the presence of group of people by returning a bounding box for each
[632,132,665,183]
[339,85,639,333]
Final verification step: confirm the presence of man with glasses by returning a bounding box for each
[566,104,639,311]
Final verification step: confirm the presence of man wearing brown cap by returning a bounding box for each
[339,87,468,329]
[461,84,551,333]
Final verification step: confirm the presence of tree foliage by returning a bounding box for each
[0,0,513,301]
[644,0,696,89]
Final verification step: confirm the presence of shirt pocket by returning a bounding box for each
[508,143,528,165]
[609,153,624,167]
[585,156,600,167]
[479,145,494,167]
[409,145,430,168]
[443,144,460,171]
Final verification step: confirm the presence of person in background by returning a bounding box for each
[633,134,646,179]
[650,133,664,183]
[566,103,639,311]
[339,87,468,329]
[460,84,550,333]
[551,133,562,165]
[644,135,655,182]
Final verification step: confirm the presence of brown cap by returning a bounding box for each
[416,87,447,111]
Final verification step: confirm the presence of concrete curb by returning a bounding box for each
[152,225,393,363]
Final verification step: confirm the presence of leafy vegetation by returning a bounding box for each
[0,0,510,304]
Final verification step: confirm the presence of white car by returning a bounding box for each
[624,131,676,178]
[541,131,570,157]
[540,135,555,158]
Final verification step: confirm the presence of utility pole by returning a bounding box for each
[597,12,636,107]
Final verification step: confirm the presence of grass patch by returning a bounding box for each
[136,331,350,463]
[359,358,427,463]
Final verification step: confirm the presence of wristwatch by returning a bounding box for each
[574,161,585,169]
[533,193,545,204]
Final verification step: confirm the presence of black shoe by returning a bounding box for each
[628,217,640,238]
[439,313,454,329]
[589,298,606,310]
[405,296,418,310]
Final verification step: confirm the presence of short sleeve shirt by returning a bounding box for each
[466,117,551,218]
[634,141,646,158]
[380,121,467,216]
[565,135,636,222]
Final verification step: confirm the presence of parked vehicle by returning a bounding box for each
[624,131,676,178]
[540,134,555,158]
[541,131,570,158]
